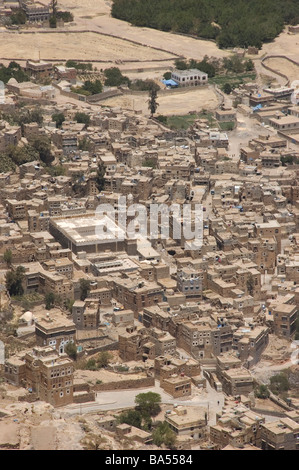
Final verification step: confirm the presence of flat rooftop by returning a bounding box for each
[51,214,126,245]
[172,68,208,77]
[166,406,206,427]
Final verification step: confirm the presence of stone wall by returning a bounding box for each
[93,375,154,392]
[73,391,96,404]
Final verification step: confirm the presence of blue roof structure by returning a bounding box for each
[252,104,263,112]
[162,79,178,87]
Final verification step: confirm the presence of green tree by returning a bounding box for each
[84,358,97,371]
[45,292,55,310]
[29,135,53,165]
[65,341,77,361]
[104,67,130,87]
[5,266,25,297]
[163,72,171,80]
[83,80,103,95]
[78,137,92,151]
[0,154,16,173]
[223,55,245,74]
[65,298,75,313]
[130,79,160,92]
[6,107,44,128]
[28,108,44,126]
[110,0,299,49]
[50,0,58,16]
[280,155,299,166]
[118,410,142,429]
[246,273,254,296]
[135,392,161,417]
[96,351,112,368]
[56,11,74,22]
[255,384,270,399]
[8,61,21,70]
[74,112,90,126]
[222,83,232,95]
[6,144,39,166]
[3,249,12,267]
[10,8,27,25]
[79,278,91,301]
[49,16,57,28]
[174,59,188,70]
[142,158,156,168]
[188,57,215,77]
[95,163,106,193]
[156,115,167,124]
[0,64,29,84]
[66,61,93,72]
[152,421,176,448]
[245,59,255,71]
[269,373,290,396]
[148,86,159,117]
[52,112,65,128]
[47,165,66,177]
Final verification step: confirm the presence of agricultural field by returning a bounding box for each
[0,31,173,63]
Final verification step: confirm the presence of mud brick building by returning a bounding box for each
[24,347,74,407]
[35,313,76,355]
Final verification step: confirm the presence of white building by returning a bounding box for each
[171,69,208,87]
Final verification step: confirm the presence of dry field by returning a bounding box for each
[1,0,298,117]
[60,0,112,18]
[261,28,299,61]
[100,86,219,116]
[263,56,299,85]
[59,0,232,61]
[1,1,298,69]
[0,31,173,63]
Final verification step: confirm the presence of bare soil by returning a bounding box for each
[263,57,299,85]
[100,86,219,116]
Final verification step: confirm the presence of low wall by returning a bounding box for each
[269,393,293,411]
[86,89,123,102]
[261,55,293,86]
[73,391,96,404]
[252,407,285,418]
[52,83,87,102]
[84,341,119,356]
[120,65,175,74]
[119,84,209,96]
[18,393,38,403]
[93,375,154,392]
[74,383,90,392]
